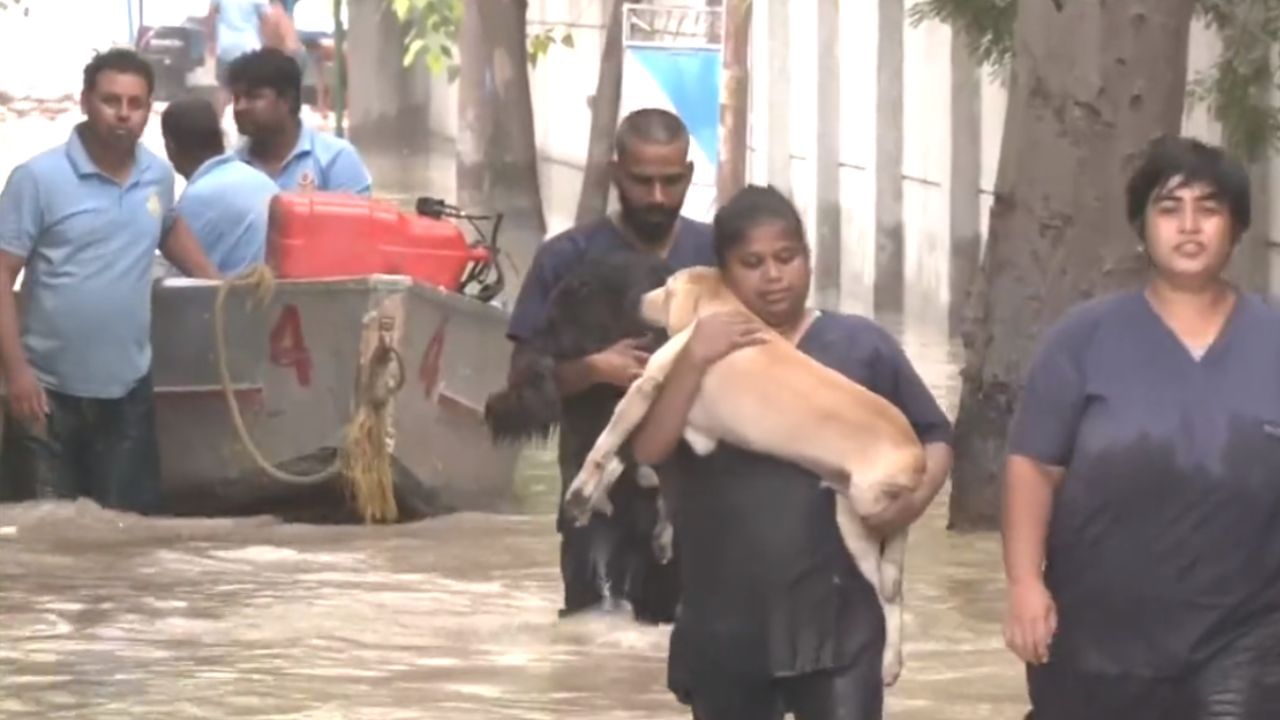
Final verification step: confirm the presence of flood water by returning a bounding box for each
[0,322,1029,719]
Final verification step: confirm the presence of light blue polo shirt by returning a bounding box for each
[172,153,278,275]
[237,125,372,196]
[213,0,271,63]
[0,127,174,399]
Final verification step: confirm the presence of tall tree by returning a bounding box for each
[482,0,546,245]
[456,0,495,213]
[574,0,625,225]
[947,0,1198,530]
[717,0,751,200]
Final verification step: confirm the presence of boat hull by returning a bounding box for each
[150,275,519,522]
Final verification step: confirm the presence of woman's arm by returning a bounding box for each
[1003,455,1064,665]
[630,311,767,465]
[1003,455,1061,588]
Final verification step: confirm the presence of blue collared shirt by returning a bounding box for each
[237,124,372,196]
[173,153,278,275]
[0,127,175,399]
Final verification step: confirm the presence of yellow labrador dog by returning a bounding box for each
[562,266,926,686]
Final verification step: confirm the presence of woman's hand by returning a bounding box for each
[685,311,769,368]
[1004,578,1058,665]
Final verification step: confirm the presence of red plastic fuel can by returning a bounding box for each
[268,192,489,292]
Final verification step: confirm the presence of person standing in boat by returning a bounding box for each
[506,108,715,624]
[226,47,371,196]
[161,97,280,276]
[0,49,216,513]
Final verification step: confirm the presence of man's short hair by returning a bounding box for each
[1125,135,1251,237]
[615,108,690,160]
[161,98,226,157]
[226,47,302,115]
[83,48,155,97]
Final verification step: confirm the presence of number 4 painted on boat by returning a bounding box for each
[419,317,449,399]
[269,304,313,387]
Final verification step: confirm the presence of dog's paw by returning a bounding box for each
[563,471,599,526]
[881,646,904,687]
[635,464,659,489]
[586,457,624,518]
[563,487,593,526]
[652,518,674,565]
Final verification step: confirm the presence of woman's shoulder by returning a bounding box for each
[1234,291,1280,339]
[810,311,896,343]
[1040,289,1143,349]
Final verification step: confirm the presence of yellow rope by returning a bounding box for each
[213,264,401,523]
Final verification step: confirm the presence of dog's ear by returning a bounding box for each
[638,284,669,328]
[819,471,852,495]
[666,283,701,332]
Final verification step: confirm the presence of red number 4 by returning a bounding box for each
[419,318,449,399]
[269,304,312,387]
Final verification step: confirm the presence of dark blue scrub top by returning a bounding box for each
[1008,289,1280,677]
[666,312,953,689]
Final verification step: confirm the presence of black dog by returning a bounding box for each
[484,248,671,445]
[483,247,681,624]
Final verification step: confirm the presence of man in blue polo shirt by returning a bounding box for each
[227,47,371,195]
[162,97,280,275]
[0,49,217,514]
[507,108,715,625]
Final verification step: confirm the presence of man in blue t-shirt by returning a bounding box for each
[162,97,279,276]
[506,108,716,624]
[0,49,216,514]
[228,48,371,196]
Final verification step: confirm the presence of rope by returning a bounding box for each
[213,264,404,522]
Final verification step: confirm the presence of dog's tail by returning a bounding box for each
[483,352,562,445]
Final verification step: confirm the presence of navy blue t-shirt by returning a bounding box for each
[666,312,953,689]
[1008,289,1280,677]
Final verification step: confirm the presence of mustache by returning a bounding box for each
[626,204,678,222]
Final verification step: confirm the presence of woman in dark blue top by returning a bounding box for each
[630,186,954,720]
[1004,136,1280,719]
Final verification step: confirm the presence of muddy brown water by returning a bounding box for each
[0,320,1029,719]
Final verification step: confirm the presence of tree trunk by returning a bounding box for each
[574,0,625,225]
[484,0,547,281]
[457,0,495,212]
[947,0,1198,531]
[716,0,750,201]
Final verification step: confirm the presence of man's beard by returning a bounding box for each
[617,194,680,247]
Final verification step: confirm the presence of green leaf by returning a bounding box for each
[403,37,426,66]
[561,32,575,49]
